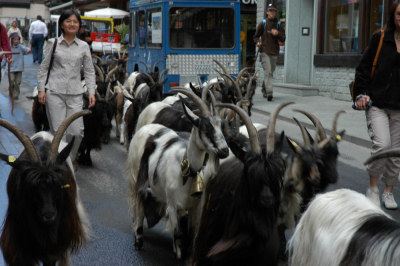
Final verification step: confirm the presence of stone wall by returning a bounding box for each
[313,66,355,101]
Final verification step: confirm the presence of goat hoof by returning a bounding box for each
[134,237,143,250]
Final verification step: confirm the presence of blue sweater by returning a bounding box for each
[6,43,29,72]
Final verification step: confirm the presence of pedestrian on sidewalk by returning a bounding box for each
[0,22,12,82]
[7,21,22,40]
[29,15,48,64]
[1,32,31,100]
[253,3,285,102]
[354,2,400,210]
[37,9,96,172]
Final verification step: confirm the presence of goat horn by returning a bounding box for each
[106,66,119,82]
[0,119,41,164]
[95,89,101,99]
[141,72,155,86]
[213,59,230,76]
[293,117,311,148]
[105,82,111,100]
[170,87,210,115]
[217,103,261,155]
[267,101,295,154]
[293,109,327,141]
[244,73,256,100]
[94,64,104,83]
[92,54,104,65]
[221,73,243,102]
[159,68,169,81]
[118,49,121,59]
[140,61,151,73]
[364,148,400,165]
[332,110,345,140]
[122,49,127,58]
[237,67,253,80]
[47,110,91,165]
[215,69,233,87]
[152,59,163,73]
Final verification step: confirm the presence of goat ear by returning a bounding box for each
[227,138,246,163]
[0,153,19,167]
[56,137,75,165]
[274,131,286,153]
[333,130,345,142]
[286,137,302,154]
[180,97,199,127]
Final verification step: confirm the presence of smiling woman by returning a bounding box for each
[36,9,96,172]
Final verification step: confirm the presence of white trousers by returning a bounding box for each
[366,106,400,186]
[45,90,84,162]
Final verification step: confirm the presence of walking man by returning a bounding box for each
[253,3,285,101]
[29,15,48,64]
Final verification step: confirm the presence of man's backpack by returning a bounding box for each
[263,19,281,31]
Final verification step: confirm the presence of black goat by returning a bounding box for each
[26,90,49,132]
[0,111,90,266]
[192,103,290,266]
[77,91,117,165]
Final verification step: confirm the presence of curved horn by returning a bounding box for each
[140,61,151,73]
[332,110,345,139]
[293,117,311,148]
[118,49,121,59]
[92,54,104,65]
[237,67,253,80]
[95,89,101,99]
[364,148,400,165]
[267,101,295,154]
[294,109,327,141]
[159,68,169,81]
[141,72,156,85]
[215,69,233,87]
[106,66,119,82]
[213,59,230,76]
[47,110,92,165]
[170,87,210,115]
[0,119,41,163]
[152,59,163,73]
[105,82,111,100]
[221,74,243,102]
[216,103,261,155]
[122,49,127,58]
[244,74,255,100]
[94,64,104,83]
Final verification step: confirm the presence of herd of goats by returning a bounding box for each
[1,50,400,266]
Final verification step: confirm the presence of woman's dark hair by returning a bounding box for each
[385,2,400,32]
[58,9,81,34]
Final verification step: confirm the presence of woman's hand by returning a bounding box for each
[38,91,46,105]
[88,94,96,108]
[356,95,371,110]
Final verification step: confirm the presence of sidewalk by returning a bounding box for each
[251,87,370,148]
[0,57,371,151]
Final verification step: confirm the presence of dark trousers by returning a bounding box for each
[31,34,44,63]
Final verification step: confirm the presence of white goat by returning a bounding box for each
[127,87,229,259]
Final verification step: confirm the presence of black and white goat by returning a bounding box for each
[127,87,229,259]
[0,111,91,266]
[192,102,291,266]
[288,159,400,266]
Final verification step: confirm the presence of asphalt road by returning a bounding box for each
[1,57,400,265]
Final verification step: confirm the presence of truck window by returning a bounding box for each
[147,7,162,48]
[138,10,146,48]
[169,7,235,49]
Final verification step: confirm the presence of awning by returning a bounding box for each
[49,1,73,12]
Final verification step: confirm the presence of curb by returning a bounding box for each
[252,107,371,149]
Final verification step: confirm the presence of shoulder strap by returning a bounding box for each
[263,19,281,31]
[263,19,266,31]
[370,29,384,78]
[45,38,57,86]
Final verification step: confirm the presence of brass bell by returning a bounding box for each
[190,173,204,198]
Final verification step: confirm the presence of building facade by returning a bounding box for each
[257,0,390,101]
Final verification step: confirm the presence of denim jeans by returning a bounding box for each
[31,34,44,63]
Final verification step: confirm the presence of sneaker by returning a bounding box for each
[382,192,398,209]
[267,95,273,101]
[366,187,380,207]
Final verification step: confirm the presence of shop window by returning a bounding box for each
[147,7,162,48]
[324,0,359,53]
[369,0,385,36]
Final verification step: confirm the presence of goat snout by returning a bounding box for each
[41,211,57,224]
[217,147,229,159]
